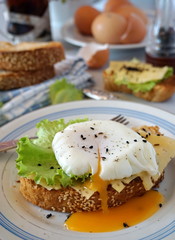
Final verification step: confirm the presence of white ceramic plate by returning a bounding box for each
[61,19,150,49]
[0,100,175,240]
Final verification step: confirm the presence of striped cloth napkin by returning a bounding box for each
[0,58,94,126]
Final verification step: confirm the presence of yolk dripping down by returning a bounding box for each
[84,151,110,212]
[65,153,164,233]
[65,190,164,233]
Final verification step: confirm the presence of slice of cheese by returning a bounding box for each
[105,61,170,84]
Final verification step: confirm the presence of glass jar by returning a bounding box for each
[145,0,175,70]
[4,0,51,42]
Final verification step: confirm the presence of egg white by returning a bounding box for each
[52,120,158,180]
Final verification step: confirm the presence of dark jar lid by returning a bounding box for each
[145,51,175,71]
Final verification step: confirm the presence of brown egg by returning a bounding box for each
[91,12,127,44]
[104,0,132,12]
[114,5,148,24]
[77,43,109,69]
[74,5,100,35]
[120,13,147,44]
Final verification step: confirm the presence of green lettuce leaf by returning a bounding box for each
[33,118,88,148]
[115,80,160,93]
[49,78,83,104]
[16,118,90,187]
[114,67,173,93]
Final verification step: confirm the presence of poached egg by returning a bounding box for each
[51,120,172,233]
[52,120,158,180]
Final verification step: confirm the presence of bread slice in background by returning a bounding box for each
[103,60,175,102]
[0,66,55,90]
[0,41,65,71]
[104,72,175,102]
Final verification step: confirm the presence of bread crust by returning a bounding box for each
[0,41,65,71]
[103,71,175,102]
[19,174,164,213]
[0,66,55,90]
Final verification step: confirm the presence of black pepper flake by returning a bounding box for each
[81,135,86,140]
[134,139,137,142]
[157,134,161,136]
[142,139,147,143]
[126,141,129,144]
[98,132,104,135]
[154,144,160,146]
[90,127,94,130]
[142,128,146,132]
[82,146,85,148]
[159,203,163,208]
[89,146,93,149]
[106,148,109,152]
[50,166,54,169]
[123,222,129,228]
[102,157,106,161]
[114,158,119,162]
[145,134,149,138]
[37,163,42,166]
[46,213,52,219]
[94,134,98,138]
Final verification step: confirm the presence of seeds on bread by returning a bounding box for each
[0,41,65,71]
[0,66,55,90]
[19,174,164,213]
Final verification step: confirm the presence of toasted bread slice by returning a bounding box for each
[19,174,164,213]
[0,66,55,90]
[0,41,65,71]
[18,125,171,213]
[103,68,175,102]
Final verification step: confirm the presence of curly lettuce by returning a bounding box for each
[16,118,90,188]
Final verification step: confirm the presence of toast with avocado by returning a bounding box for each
[103,60,175,102]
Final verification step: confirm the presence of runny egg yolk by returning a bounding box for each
[65,154,164,233]
[65,190,164,233]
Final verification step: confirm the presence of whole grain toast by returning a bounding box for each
[0,41,65,71]
[0,66,55,90]
[19,174,164,213]
[103,67,175,102]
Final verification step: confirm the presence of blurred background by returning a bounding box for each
[0,0,155,43]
